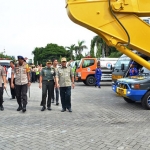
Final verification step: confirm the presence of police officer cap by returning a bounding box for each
[130,61,136,65]
[46,60,52,64]
[61,57,67,62]
[17,55,24,60]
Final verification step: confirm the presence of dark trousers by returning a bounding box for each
[15,84,28,106]
[41,80,54,107]
[55,88,59,103]
[0,87,3,106]
[8,78,16,98]
[52,87,59,103]
[36,74,39,82]
[60,86,71,109]
[32,72,36,83]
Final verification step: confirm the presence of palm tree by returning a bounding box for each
[75,40,87,55]
[90,39,95,57]
[91,35,110,57]
[66,44,75,60]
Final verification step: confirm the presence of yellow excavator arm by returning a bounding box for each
[65,0,150,69]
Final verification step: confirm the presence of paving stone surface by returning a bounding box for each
[1,82,150,150]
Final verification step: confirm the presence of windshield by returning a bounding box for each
[0,62,10,67]
[114,54,131,70]
[70,61,75,68]
[78,59,82,68]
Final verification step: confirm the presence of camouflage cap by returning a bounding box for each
[61,57,67,62]
[46,60,52,64]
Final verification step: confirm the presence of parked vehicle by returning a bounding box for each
[75,57,118,86]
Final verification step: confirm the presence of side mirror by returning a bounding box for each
[121,64,125,70]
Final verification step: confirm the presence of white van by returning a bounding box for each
[0,60,12,67]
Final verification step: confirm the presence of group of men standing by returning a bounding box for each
[0,56,74,113]
[39,57,74,112]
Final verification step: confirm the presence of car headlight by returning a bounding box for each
[131,84,140,89]
[78,72,81,77]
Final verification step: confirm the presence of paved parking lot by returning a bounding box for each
[1,82,150,150]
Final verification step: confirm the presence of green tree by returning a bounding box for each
[66,44,75,60]
[91,35,121,58]
[90,40,95,58]
[91,35,103,58]
[75,40,87,59]
[32,43,70,65]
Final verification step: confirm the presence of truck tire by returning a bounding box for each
[141,91,150,110]
[123,97,135,103]
[86,76,96,86]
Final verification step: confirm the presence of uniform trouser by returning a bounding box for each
[95,76,101,86]
[32,72,36,82]
[60,86,71,110]
[8,78,16,98]
[41,80,54,107]
[15,84,28,106]
[55,88,59,103]
[52,86,59,103]
[0,87,4,106]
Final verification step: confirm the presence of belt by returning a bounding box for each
[47,80,54,82]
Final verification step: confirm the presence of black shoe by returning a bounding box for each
[56,103,59,106]
[61,108,66,112]
[51,101,54,103]
[22,105,26,112]
[47,107,52,111]
[95,85,97,87]
[41,106,46,111]
[17,106,22,111]
[98,86,101,88]
[68,108,72,112]
[0,105,4,111]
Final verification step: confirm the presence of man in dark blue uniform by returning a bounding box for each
[95,63,102,88]
[129,62,138,76]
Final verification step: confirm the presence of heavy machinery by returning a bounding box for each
[65,0,150,109]
[65,0,150,70]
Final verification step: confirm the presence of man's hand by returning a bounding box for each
[56,83,60,88]
[72,83,75,89]
[28,82,31,86]
[4,84,7,89]
[11,83,14,89]
[54,83,57,88]
[39,83,42,89]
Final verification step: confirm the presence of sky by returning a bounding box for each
[0,0,96,61]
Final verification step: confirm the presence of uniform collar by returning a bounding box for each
[61,66,67,69]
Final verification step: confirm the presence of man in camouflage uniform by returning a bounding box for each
[11,56,31,112]
[39,60,56,111]
[0,65,6,111]
[56,57,75,112]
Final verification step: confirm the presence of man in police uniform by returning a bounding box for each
[56,57,75,112]
[129,62,138,76]
[11,56,31,112]
[39,60,56,111]
[0,65,6,111]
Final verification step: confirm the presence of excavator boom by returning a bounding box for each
[65,0,150,69]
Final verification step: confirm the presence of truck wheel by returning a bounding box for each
[123,97,135,103]
[141,91,150,110]
[86,76,96,86]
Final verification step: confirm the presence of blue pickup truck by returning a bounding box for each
[112,64,150,110]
